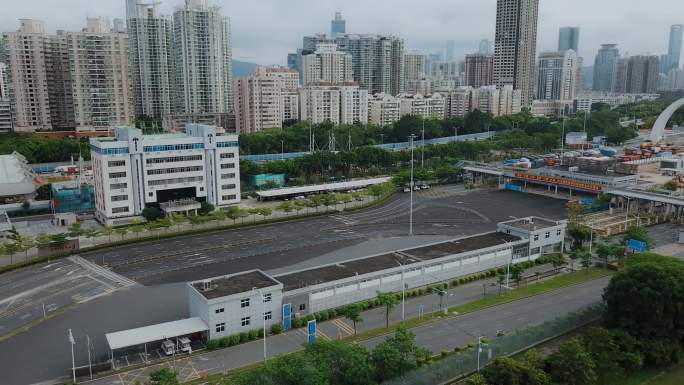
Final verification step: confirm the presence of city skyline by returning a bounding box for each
[1,0,683,66]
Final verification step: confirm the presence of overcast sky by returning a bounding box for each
[1,0,683,66]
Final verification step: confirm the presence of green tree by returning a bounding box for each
[545,339,597,385]
[370,327,421,382]
[199,201,215,216]
[277,201,294,216]
[306,340,375,385]
[342,304,363,334]
[622,225,654,249]
[101,226,114,242]
[114,227,128,241]
[2,241,18,264]
[142,206,163,222]
[149,368,179,385]
[35,233,52,250]
[580,327,643,381]
[481,356,549,385]
[664,179,679,191]
[376,291,399,328]
[16,234,34,261]
[67,223,84,238]
[84,228,101,240]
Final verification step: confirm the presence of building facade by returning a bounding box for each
[558,27,580,53]
[90,124,240,226]
[234,66,300,133]
[299,83,368,125]
[592,44,620,92]
[536,50,581,101]
[666,25,683,73]
[173,0,233,115]
[330,12,346,36]
[614,56,660,94]
[302,43,353,85]
[398,93,446,119]
[464,54,494,88]
[493,0,539,107]
[126,0,176,119]
[368,93,401,127]
[404,53,428,93]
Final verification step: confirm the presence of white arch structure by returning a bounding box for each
[650,98,684,142]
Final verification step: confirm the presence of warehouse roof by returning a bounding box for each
[276,232,521,291]
[498,217,560,232]
[105,317,208,351]
[256,177,391,198]
[191,270,281,300]
[0,152,35,197]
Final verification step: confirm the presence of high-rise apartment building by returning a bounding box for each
[493,0,539,106]
[472,85,521,117]
[234,66,300,133]
[0,63,11,132]
[404,53,427,93]
[127,0,176,119]
[331,12,346,36]
[398,93,446,119]
[558,27,580,53]
[464,54,494,87]
[3,19,52,131]
[536,50,581,101]
[173,0,233,115]
[593,44,620,92]
[302,33,405,95]
[614,55,660,94]
[90,124,240,226]
[666,25,683,73]
[65,18,132,131]
[446,40,456,62]
[299,83,368,125]
[368,93,401,127]
[302,43,353,85]
[0,62,8,100]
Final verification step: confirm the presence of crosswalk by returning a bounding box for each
[69,255,137,288]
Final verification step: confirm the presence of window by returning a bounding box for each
[221,173,236,179]
[110,183,127,190]
[220,163,235,169]
[545,232,550,239]
[240,298,250,308]
[217,141,239,148]
[148,176,203,186]
[112,207,129,214]
[531,247,541,255]
[557,229,562,236]
[241,317,251,326]
[111,195,128,202]
[146,155,202,164]
[299,303,306,311]
[215,322,225,333]
[108,160,125,167]
[147,166,203,175]
[263,293,272,303]
[215,308,225,314]
[222,195,237,201]
[264,311,272,321]
[222,184,236,190]
[220,153,235,159]
[109,172,127,179]
[533,234,539,241]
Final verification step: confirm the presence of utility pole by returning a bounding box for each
[68,329,76,383]
[560,117,566,165]
[87,334,93,380]
[421,118,425,169]
[380,133,385,145]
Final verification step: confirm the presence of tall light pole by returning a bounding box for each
[560,117,566,165]
[409,134,416,236]
[68,329,76,383]
[421,117,425,169]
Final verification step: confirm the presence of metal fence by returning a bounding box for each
[382,303,604,385]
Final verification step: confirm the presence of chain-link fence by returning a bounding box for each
[383,303,604,385]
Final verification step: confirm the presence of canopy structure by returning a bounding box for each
[105,317,208,351]
[256,177,391,199]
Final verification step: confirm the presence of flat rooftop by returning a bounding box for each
[500,217,559,231]
[276,232,521,292]
[551,165,635,178]
[256,177,391,198]
[192,270,281,300]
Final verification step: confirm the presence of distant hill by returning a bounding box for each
[233,60,258,78]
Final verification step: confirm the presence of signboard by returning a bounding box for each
[307,320,317,344]
[282,303,292,331]
[627,239,648,253]
[514,172,603,192]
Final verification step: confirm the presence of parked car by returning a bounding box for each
[403,187,411,193]
[161,340,175,356]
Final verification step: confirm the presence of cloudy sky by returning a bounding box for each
[1,0,683,66]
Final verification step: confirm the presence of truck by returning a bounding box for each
[161,340,175,356]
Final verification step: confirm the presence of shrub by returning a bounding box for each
[416,358,425,367]
[230,334,240,346]
[454,346,462,353]
[467,341,476,349]
[271,324,283,335]
[318,311,329,321]
[459,278,466,285]
[293,318,304,328]
[257,328,265,338]
[206,339,220,350]
[239,332,249,343]
[219,337,231,348]
[327,309,336,319]
[442,283,448,290]
[305,314,315,322]
[441,350,449,358]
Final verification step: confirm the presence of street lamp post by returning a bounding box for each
[421,118,425,169]
[68,329,76,383]
[409,134,417,237]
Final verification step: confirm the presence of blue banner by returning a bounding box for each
[283,303,292,331]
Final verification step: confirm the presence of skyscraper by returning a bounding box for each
[126,0,176,119]
[331,11,346,36]
[404,53,427,93]
[479,39,492,55]
[173,0,233,115]
[464,53,494,87]
[667,24,683,73]
[446,40,456,62]
[493,0,540,106]
[593,44,620,92]
[536,50,581,101]
[558,27,580,53]
[614,55,660,94]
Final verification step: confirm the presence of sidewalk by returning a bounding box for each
[83,264,573,385]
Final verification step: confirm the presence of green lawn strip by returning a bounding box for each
[347,268,613,343]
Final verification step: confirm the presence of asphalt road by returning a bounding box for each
[84,276,610,385]
[0,188,568,385]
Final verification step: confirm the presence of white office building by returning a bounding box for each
[90,124,240,226]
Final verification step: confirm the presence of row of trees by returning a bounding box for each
[468,253,684,384]
[0,132,90,163]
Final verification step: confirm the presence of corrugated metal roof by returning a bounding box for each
[0,152,35,197]
[105,317,208,350]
